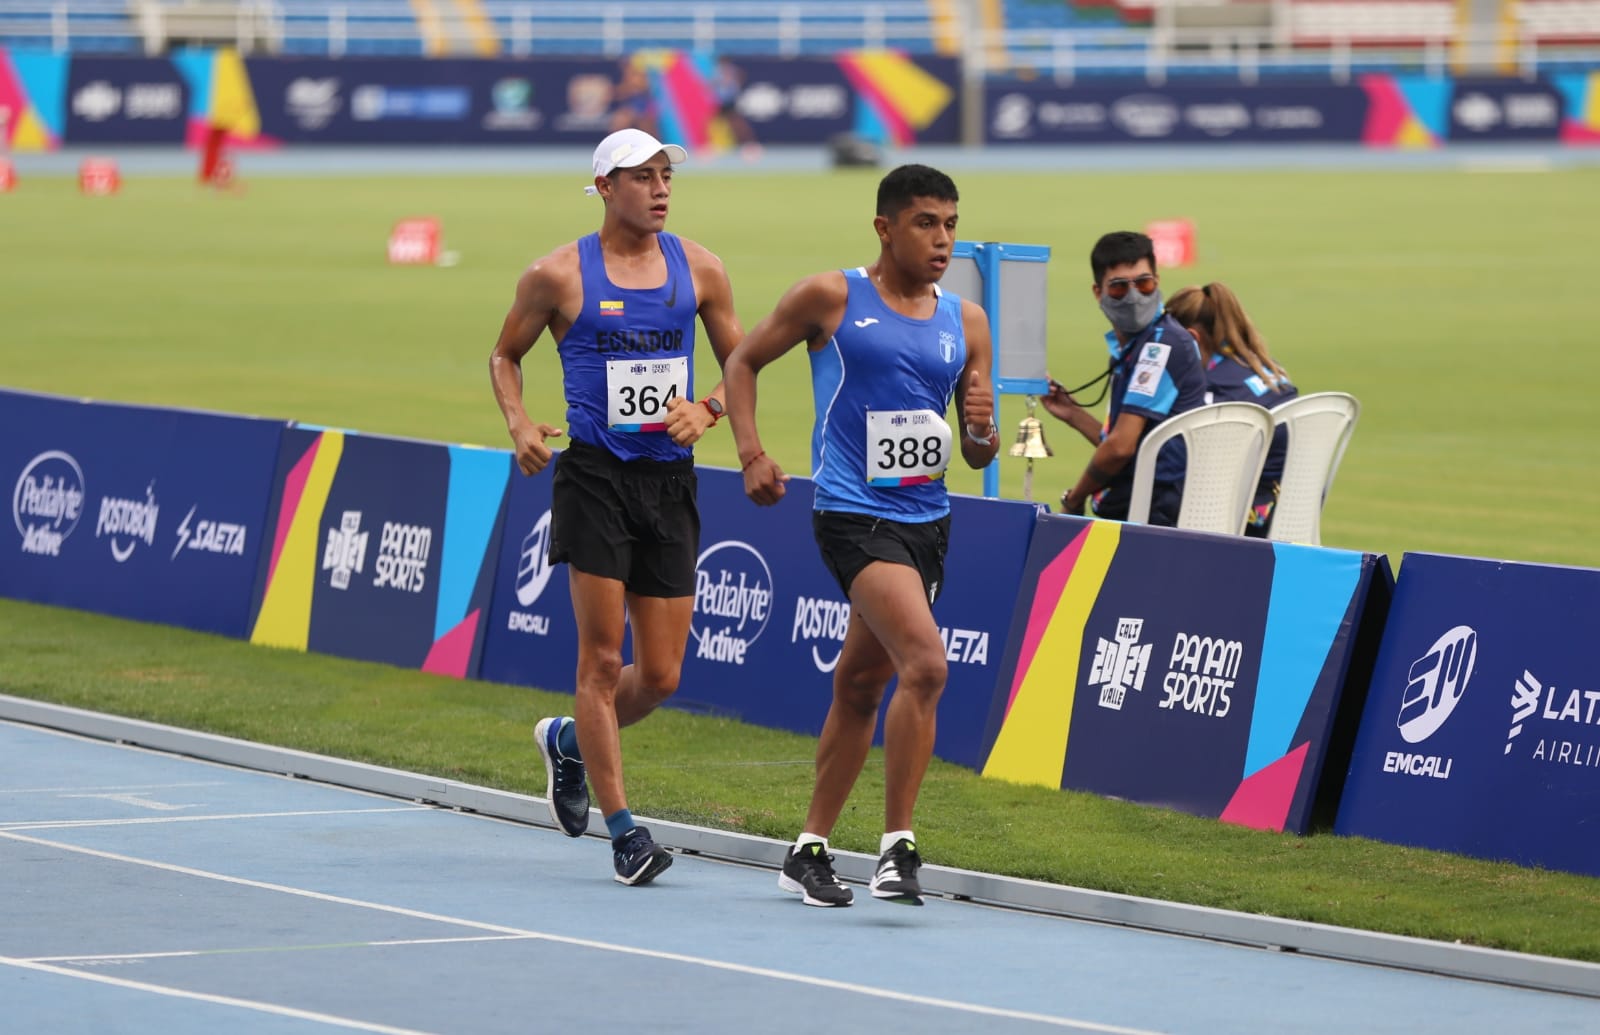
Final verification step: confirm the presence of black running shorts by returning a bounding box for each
[548,439,700,598]
[812,510,950,605]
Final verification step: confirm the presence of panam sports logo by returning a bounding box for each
[1384,625,1477,780]
[692,540,773,665]
[13,450,87,557]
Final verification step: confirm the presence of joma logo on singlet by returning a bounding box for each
[595,328,686,353]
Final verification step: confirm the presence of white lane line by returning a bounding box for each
[30,934,537,963]
[1,807,426,831]
[0,955,439,1035]
[1,829,1162,1034]
[0,783,224,794]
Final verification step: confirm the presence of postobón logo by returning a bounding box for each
[693,540,773,665]
[792,595,850,672]
[95,482,160,563]
[1383,625,1476,781]
[322,511,369,591]
[1506,669,1600,769]
[1090,617,1151,711]
[508,511,555,636]
[13,451,86,557]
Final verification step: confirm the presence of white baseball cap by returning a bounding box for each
[585,128,688,195]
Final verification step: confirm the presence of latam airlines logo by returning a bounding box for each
[1090,617,1152,711]
[95,482,160,562]
[13,451,86,557]
[1505,669,1600,771]
[1384,625,1476,780]
[692,540,773,665]
[508,511,555,636]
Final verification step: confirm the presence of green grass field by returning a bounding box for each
[5,165,1599,566]
[4,164,1600,962]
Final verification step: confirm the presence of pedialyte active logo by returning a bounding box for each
[508,510,555,636]
[13,450,86,557]
[95,481,160,562]
[692,540,773,665]
[1384,625,1477,780]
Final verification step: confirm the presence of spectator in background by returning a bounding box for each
[610,60,660,136]
[711,56,762,160]
[1042,231,1207,525]
[1165,282,1299,537]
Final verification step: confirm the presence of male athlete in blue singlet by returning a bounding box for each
[722,165,999,908]
[489,128,745,887]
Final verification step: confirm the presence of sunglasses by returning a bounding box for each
[1103,274,1158,300]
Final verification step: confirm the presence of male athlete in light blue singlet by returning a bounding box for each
[723,165,1000,908]
[489,128,745,888]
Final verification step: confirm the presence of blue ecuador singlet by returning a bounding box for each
[810,269,967,521]
[558,231,698,462]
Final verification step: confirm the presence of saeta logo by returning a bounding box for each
[13,450,87,557]
[692,540,773,665]
[1397,625,1477,744]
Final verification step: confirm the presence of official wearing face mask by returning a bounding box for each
[1039,230,1208,526]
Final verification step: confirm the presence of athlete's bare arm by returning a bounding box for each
[954,298,1000,470]
[489,245,581,476]
[663,240,745,447]
[723,271,849,506]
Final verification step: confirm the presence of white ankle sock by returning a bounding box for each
[881,829,914,854]
[796,832,828,850]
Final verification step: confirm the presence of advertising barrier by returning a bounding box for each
[479,461,1038,769]
[1335,553,1600,877]
[0,388,284,637]
[248,427,510,677]
[980,514,1390,833]
[65,56,188,144]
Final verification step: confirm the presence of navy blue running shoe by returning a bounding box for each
[534,716,589,837]
[612,825,673,886]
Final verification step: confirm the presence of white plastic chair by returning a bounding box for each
[1127,401,1274,534]
[1266,391,1361,546]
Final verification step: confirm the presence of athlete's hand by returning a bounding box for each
[963,370,995,437]
[663,395,711,447]
[511,421,563,476]
[742,452,789,506]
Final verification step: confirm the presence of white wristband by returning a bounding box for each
[965,422,998,446]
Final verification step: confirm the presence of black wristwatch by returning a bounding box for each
[701,396,725,423]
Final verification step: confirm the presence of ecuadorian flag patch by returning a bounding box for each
[599,300,625,316]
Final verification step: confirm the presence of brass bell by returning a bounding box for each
[1009,416,1053,460]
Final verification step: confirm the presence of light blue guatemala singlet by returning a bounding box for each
[809,269,967,521]
[558,231,698,462]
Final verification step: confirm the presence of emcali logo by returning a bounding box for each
[508,511,555,636]
[1384,625,1476,780]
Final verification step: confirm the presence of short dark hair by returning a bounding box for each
[876,164,959,220]
[1090,231,1156,284]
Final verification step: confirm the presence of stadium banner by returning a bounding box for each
[64,56,189,144]
[478,461,1037,769]
[1334,553,1600,878]
[984,78,1370,145]
[978,513,1390,834]
[233,52,959,146]
[0,387,284,637]
[0,48,69,150]
[1446,77,1563,141]
[247,427,511,678]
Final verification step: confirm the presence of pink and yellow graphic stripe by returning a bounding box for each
[252,431,346,651]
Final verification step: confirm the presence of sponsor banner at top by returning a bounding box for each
[66,56,188,143]
[1448,78,1563,140]
[985,79,1370,145]
[0,388,284,637]
[1336,553,1600,877]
